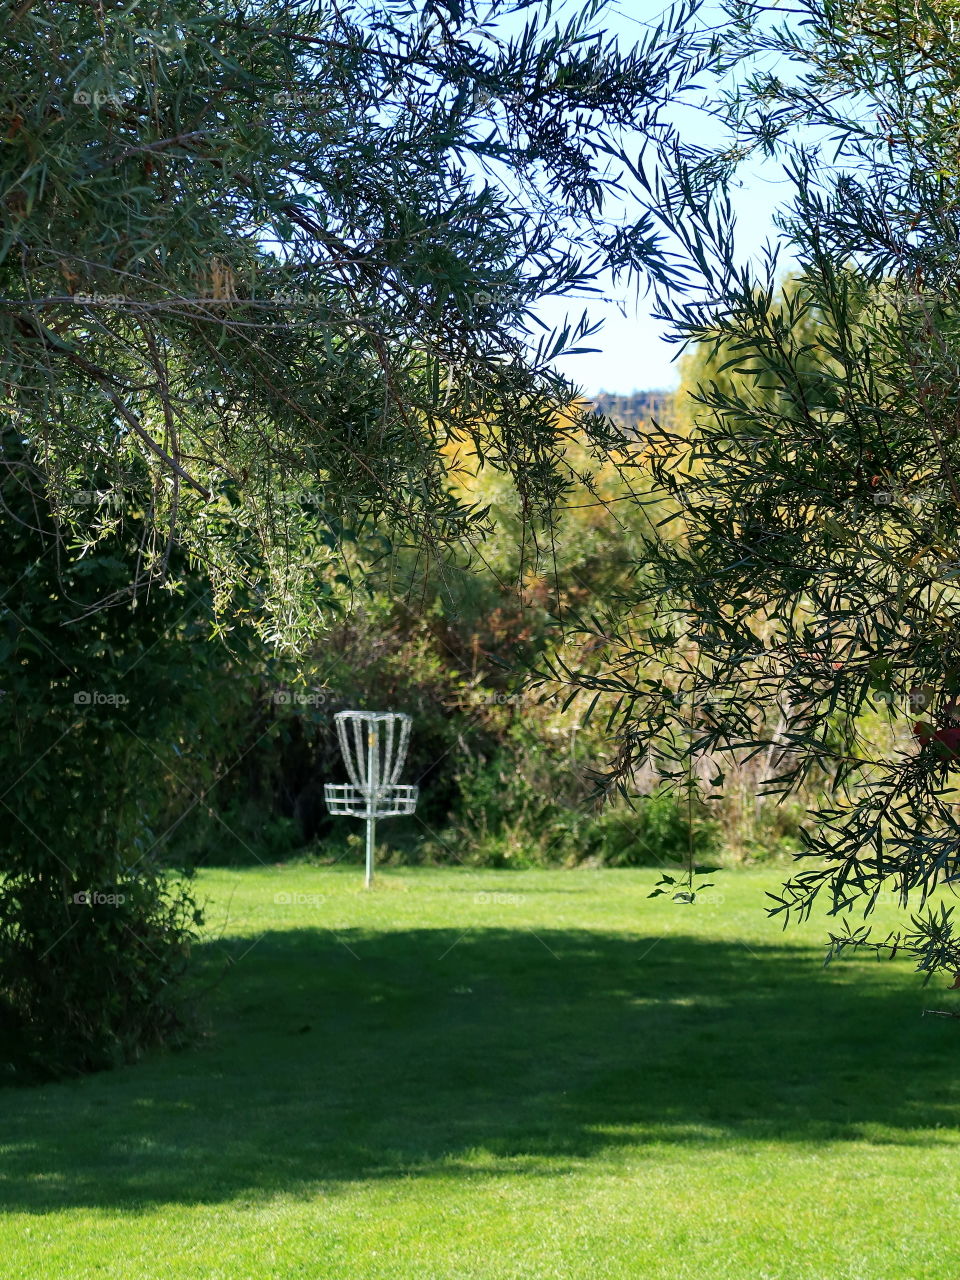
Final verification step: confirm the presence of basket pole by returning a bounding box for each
[364,725,377,888]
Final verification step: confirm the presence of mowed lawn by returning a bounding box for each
[3,865,960,1280]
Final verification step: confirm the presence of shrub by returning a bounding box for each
[0,433,210,1079]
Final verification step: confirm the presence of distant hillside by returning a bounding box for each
[590,390,674,428]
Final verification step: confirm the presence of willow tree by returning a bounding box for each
[1,0,710,636]
[563,0,960,981]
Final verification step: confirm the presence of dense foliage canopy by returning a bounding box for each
[1,0,705,640]
[567,0,960,977]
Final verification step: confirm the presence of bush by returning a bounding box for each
[0,434,210,1080]
[576,791,720,868]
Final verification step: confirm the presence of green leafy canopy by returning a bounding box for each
[574,0,960,981]
[0,0,708,644]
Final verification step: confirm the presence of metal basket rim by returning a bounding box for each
[323,781,419,817]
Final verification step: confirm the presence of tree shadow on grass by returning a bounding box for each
[1,924,959,1212]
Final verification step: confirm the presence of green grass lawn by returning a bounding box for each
[4,864,960,1279]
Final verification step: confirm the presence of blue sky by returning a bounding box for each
[529,0,795,396]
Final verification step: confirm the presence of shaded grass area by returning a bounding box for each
[3,867,960,1278]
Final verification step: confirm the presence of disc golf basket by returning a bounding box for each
[323,711,419,887]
